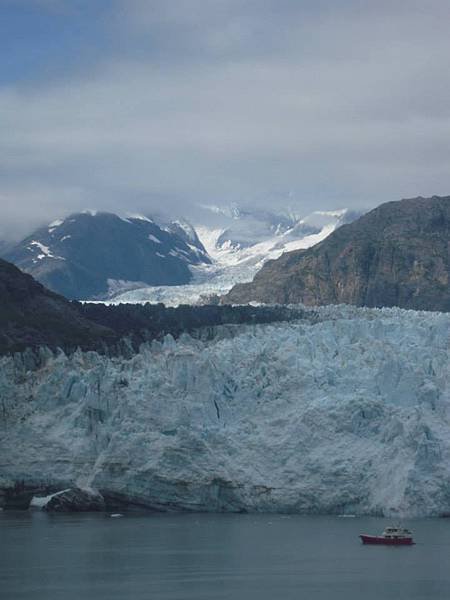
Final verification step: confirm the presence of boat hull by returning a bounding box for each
[360,534,414,546]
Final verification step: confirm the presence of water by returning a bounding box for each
[1,512,450,600]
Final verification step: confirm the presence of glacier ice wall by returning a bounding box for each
[1,305,449,516]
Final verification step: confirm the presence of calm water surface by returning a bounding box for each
[1,511,450,599]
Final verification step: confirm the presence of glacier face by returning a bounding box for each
[1,306,449,516]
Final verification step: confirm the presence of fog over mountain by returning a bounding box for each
[2,1,450,239]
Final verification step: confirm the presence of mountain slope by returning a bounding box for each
[224,196,450,312]
[0,258,115,354]
[2,212,211,300]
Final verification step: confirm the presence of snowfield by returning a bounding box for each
[1,305,449,516]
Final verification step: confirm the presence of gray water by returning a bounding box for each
[1,512,450,600]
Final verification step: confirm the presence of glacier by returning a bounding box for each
[107,209,358,306]
[105,224,340,306]
[1,305,449,516]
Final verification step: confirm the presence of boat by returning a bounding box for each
[360,526,414,545]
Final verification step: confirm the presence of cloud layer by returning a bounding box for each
[1,1,450,238]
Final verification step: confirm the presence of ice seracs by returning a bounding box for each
[1,305,449,516]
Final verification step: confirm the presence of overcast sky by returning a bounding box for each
[1,0,450,239]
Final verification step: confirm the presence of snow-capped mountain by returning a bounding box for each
[197,204,361,267]
[1,305,449,516]
[110,205,362,306]
[0,205,361,304]
[2,212,210,300]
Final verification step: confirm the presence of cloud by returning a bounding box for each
[1,0,450,239]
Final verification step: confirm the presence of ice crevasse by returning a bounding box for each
[0,305,449,516]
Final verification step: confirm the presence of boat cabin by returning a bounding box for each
[382,527,412,539]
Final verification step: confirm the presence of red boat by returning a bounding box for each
[360,526,414,546]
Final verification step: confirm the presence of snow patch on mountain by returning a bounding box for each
[125,214,154,223]
[48,219,64,233]
[148,234,161,244]
[171,220,200,244]
[28,240,65,262]
[1,305,448,516]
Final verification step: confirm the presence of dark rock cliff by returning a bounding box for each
[224,196,450,312]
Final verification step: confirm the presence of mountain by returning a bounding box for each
[201,204,302,249]
[2,212,211,300]
[0,257,305,356]
[197,204,361,257]
[195,206,362,284]
[0,258,115,354]
[224,196,450,312]
[109,206,362,306]
[164,218,208,254]
[1,204,363,306]
[2,304,450,516]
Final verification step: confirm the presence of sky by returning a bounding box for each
[1,0,450,239]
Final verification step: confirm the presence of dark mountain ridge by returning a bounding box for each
[0,257,307,356]
[0,258,115,355]
[224,196,450,312]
